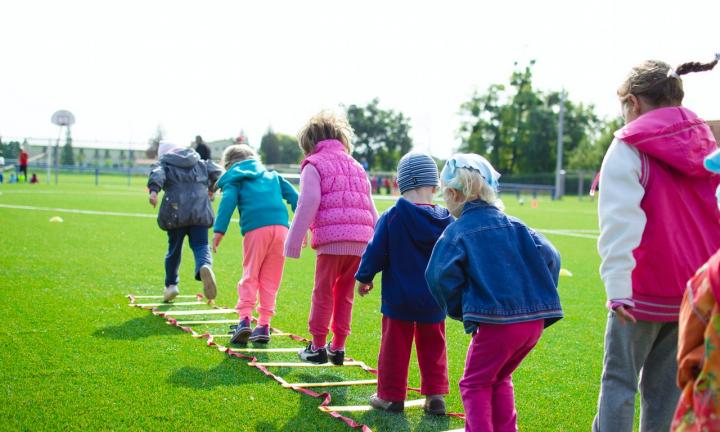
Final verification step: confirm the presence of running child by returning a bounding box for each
[285,111,378,365]
[594,55,720,432]
[426,154,562,432]
[356,152,453,415]
[147,141,222,303]
[212,144,299,344]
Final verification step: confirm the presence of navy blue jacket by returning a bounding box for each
[426,200,563,333]
[356,198,454,323]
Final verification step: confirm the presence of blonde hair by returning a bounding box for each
[443,167,504,213]
[618,57,718,107]
[221,144,258,170]
[298,110,354,155]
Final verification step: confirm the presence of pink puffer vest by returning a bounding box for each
[300,139,375,248]
[616,107,720,321]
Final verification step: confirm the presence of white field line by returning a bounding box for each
[0,203,598,240]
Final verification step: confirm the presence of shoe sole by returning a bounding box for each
[231,329,251,344]
[370,401,404,413]
[163,290,179,303]
[199,266,217,300]
[423,407,446,416]
[327,354,344,366]
[298,352,328,364]
[249,335,270,343]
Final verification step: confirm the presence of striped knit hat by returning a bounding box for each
[397,152,439,194]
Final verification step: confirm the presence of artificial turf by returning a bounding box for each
[0,175,614,431]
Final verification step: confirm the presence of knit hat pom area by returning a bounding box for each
[396,152,440,194]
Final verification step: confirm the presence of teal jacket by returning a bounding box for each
[213,159,299,235]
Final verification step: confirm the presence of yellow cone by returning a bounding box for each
[559,268,573,277]
[49,216,64,223]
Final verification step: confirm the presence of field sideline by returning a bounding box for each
[0,177,621,431]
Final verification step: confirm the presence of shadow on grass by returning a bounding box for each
[167,357,268,389]
[93,314,181,340]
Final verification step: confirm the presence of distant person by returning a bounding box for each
[213,144,298,344]
[19,148,28,182]
[30,173,38,184]
[356,153,453,415]
[194,135,211,161]
[672,149,720,431]
[0,155,4,183]
[383,177,391,195]
[147,141,222,303]
[9,173,18,183]
[360,157,369,171]
[426,154,562,432]
[285,111,378,365]
[594,56,720,432]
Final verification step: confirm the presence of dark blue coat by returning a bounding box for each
[355,198,454,323]
[425,200,563,334]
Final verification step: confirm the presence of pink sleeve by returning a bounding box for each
[368,186,379,225]
[284,165,321,258]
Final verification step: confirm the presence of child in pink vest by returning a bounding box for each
[285,111,378,365]
[594,55,720,432]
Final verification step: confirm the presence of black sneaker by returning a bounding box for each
[423,395,446,415]
[230,317,252,344]
[326,343,345,366]
[298,343,328,364]
[249,325,270,343]
[369,393,404,413]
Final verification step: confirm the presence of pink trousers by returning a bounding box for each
[236,225,288,326]
[308,254,361,350]
[460,320,544,432]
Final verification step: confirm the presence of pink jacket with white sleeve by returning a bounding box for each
[598,106,720,322]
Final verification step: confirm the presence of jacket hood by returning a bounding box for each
[161,148,200,168]
[394,197,453,251]
[615,107,718,178]
[217,159,267,189]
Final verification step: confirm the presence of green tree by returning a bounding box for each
[77,148,86,166]
[459,62,603,174]
[61,129,75,165]
[259,128,302,164]
[347,98,413,171]
[0,140,21,159]
[568,117,623,171]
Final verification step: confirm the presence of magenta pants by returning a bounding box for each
[460,320,544,432]
[236,225,288,326]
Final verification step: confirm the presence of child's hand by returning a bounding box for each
[149,191,158,208]
[208,190,215,202]
[357,281,373,296]
[212,232,224,253]
[614,306,637,324]
[302,233,308,248]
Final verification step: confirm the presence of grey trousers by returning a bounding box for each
[592,313,679,432]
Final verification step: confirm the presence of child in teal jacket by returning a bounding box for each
[213,144,299,344]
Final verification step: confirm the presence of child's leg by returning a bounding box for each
[377,316,414,402]
[638,322,679,432]
[414,321,449,397]
[592,316,661,432]
[255,226,288,326]
[164,227,186,287]
[308,254,342,348]
[329,255,361,350]
[187,226,212,281]
[459,321,543,432]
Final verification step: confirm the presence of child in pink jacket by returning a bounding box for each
[594,54,720,432]
[285,111,378,365]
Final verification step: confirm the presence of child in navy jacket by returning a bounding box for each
[356,153,454,415]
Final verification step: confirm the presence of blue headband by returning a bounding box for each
[440,154,501,192]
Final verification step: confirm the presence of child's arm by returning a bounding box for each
[597,139,646,320]
[284,165,321,259]
[425,235,466,321]
[206,161,223,192]
[279,175,299,212]
[212,184,239,252]
[355,211,390,295]
[147,163,165,207]
[529,229,561,286]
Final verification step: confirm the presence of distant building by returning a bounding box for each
[708,120,720,144]
[14,138,147,168]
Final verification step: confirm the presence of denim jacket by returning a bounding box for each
[425,200,563,333]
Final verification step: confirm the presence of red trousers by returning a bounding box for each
[377,315,449,401]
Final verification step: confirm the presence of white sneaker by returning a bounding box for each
[163,285,179,302]
[199,265,217,301]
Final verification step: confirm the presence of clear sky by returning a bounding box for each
[1,0,718,157]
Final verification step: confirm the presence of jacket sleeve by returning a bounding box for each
[147,162,165,193]
[425,233,466,321]
[279,175,299,212]
[213,183,239,234]
[284,165,321,258]
[530,229,561,287]
[355,211,390,284]
[206,161,223,191]
[597,139,646,303]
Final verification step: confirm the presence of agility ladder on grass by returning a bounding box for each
[127,294,465,432]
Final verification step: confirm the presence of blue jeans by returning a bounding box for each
[165,225,212,287]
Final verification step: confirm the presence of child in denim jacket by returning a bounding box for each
[426,154,562,432]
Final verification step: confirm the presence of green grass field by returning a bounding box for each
[0,176,608,431]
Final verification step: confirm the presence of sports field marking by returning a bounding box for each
[282,379,378,389]
[320,398,426,412]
